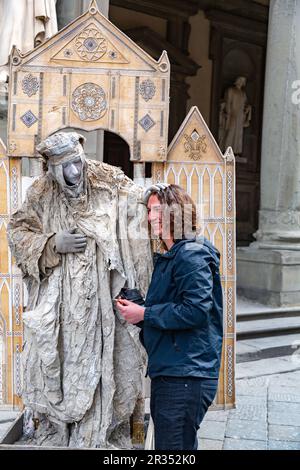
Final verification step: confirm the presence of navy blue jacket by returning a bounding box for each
[142,237,223,379]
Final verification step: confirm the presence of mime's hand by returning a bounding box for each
[55,228,87,254]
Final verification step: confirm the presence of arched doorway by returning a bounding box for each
[104,131,133,179]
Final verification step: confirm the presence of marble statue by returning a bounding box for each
[219,76,252,155]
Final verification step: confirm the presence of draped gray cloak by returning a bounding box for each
[7,159,153,448]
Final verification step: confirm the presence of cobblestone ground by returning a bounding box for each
[0,410,19,443]
[198,360,300,450]
[2,359,300,450]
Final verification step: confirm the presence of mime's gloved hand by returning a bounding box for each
[143,183,170,204]
[54,228,87,254]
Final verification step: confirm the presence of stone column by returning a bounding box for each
[237,0,300,306]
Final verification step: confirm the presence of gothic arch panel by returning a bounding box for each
[152,107,236,409]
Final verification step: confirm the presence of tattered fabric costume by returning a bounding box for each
[7,132,153,448]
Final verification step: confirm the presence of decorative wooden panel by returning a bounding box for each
[7,0,170,162]
[0,139,23,408]
[152,106,236,409]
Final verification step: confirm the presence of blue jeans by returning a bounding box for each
[150,376,218,450]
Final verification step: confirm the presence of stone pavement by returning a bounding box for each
[0,410,20,443]
[1,356,300,450]
[198,356,300,450]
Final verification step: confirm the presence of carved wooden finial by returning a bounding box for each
[223,146,235,162]
[158,50,170,73]
[10,45,22,66]
[89,0,99,15]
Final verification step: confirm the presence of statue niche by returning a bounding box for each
[218,76,252,156]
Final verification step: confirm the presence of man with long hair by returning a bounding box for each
[116,184,223,450]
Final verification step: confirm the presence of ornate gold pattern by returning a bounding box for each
[183,131,207,161]
[71,83,107,121]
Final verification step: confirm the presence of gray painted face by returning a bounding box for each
[62,157,83,186]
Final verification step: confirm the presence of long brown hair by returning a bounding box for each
[149,184,199,244]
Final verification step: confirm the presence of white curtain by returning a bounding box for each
[0,0,58,86]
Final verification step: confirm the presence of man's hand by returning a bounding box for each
[54,229,87,254]
[115,298,145,324]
